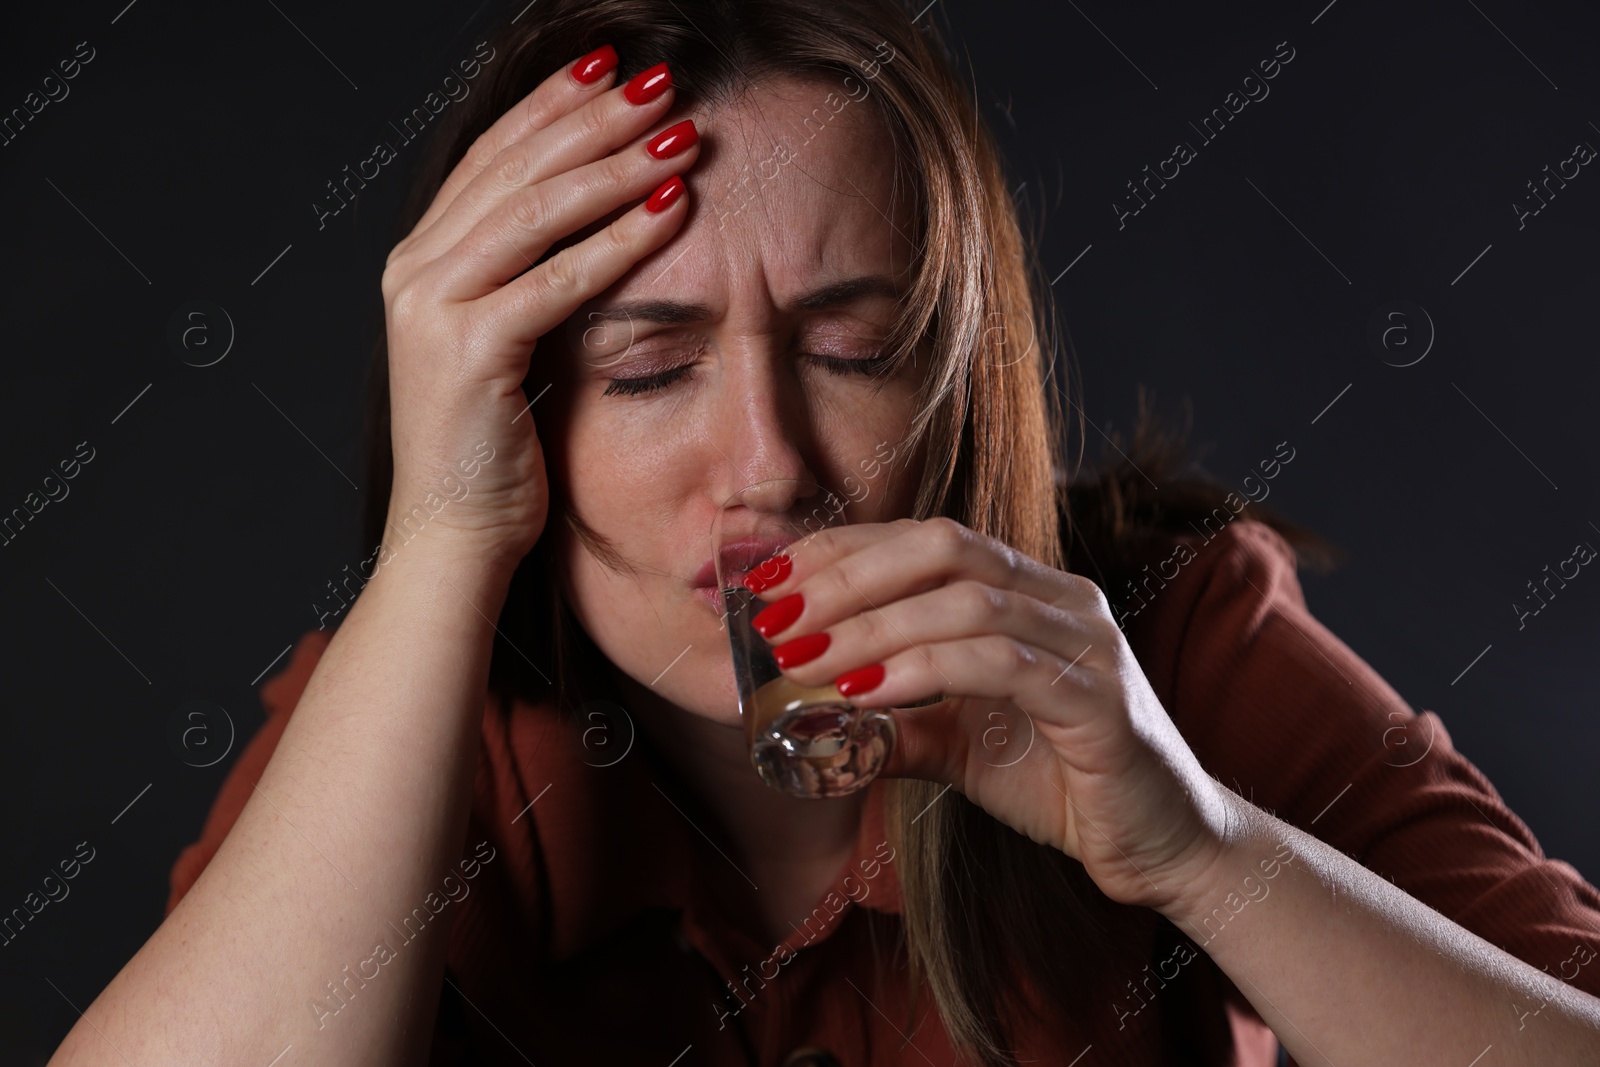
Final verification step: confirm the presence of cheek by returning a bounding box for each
[822,391,920,523]
[561,538,742,726]
[552,417,743,726]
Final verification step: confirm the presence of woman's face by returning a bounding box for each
[544,74,927,727]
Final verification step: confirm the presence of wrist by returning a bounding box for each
[1154,786,1294,932]
[363,528,519,620]
[379,500,534,585]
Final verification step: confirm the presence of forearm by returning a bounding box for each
[1162,788,1600,1065]
[50,543,514,1067]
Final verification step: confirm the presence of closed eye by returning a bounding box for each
[602,364,693,397]
[601,352,895,398]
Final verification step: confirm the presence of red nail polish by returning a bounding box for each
[835,664,885,698]
[773,631,829,669]
[646,119,697,159]
[644,175,684,213]
[743,553,792,594]
[752,592,803,638]
[624,62,671,105]
[571,44,619,85]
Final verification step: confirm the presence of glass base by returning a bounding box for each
[750,703,895,799]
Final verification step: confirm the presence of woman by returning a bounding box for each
[51,1,1600,1064]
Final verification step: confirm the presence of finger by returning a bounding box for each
[409,44,622,241]
[412,63,679,268]
[867,635,1084,781]
[474,173,690,351]
[760,578,1107,695]
[427,110,697,297]
[861,634,1108,754]
[749,516,1100,636]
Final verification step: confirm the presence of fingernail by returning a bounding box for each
[835,664,885,698]
[624,62,671,105]
[571,44,619,85]
[752,592,803,638]
[743,553,792,594]
[773,632,829,669]
[644,175,685,213]
[646,119,698,159]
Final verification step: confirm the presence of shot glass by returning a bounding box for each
[710,479,896,799]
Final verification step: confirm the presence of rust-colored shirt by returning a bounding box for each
[166,521,1600,1065]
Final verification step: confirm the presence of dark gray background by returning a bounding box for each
[2,0,1597,1060]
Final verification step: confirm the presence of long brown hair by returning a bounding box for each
[358,1,1342,1062]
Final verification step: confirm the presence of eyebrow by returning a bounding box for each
[583,274,904,325]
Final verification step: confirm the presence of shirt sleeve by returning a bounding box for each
[1125,519,1600,999]
[163,628,333,917]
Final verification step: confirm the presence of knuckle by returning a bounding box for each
[1088,584,1115,621]
[1089,624,1123,660]
[467,136,501,175]
[849,602,895,652]
[999,636,1037,672]
[385,278,426,323]
[492,148,530,190]
[922,516,972,567]
[1067,571,1111,612]
[380,262,405,303]
[996,540,1026,581]
[505,186,547,231]
[594,211,634,258]
[537,247,582,296]
[955,579,1007,626]
[577,101,612,145]
[597,151,634,194]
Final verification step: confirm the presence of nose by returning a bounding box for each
[709,345,819,508]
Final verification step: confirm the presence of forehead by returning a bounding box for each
[591,74,916,318]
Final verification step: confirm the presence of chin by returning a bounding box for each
[656,645,743,728]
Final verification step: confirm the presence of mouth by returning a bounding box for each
[690,535,797,609]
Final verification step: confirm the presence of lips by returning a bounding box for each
[691,536,796,594]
